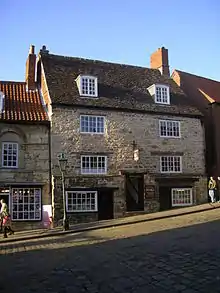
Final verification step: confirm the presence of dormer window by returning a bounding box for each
[155,85,169,104]
[76,75,98,98]
[147,84,170,105]
[0,91,5,112]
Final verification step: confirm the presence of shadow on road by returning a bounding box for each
[1,218,220,292]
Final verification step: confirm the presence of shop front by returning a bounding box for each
[0,184,51,230]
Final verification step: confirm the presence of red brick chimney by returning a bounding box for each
[150,47,170,76]
[25,45,36,91]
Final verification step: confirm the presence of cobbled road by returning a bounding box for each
[1,209,220,293]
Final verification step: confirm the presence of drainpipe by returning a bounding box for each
[48,122,53,220]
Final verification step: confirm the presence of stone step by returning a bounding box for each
[124,211,148,217]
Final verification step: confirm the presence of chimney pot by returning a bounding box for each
[40,45,49,54]
[29,45,35,54]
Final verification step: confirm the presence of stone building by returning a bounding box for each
[35,45,207,224]
[0,46,51,230]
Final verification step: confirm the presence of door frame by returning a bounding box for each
[97,189,114,221]
[125,173,144,211]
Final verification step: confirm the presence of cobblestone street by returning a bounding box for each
[1,209,220,292]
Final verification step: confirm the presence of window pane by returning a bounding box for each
[80,115,104,134]
[161,156,182,173]
[11,188,42,220]
[159,120,180,137]
[66,191,97,212]
[156,87,169,104]
[172,189,192,206]
[2,142,18,168]
[81,156,107,174]
[81,77,96,96]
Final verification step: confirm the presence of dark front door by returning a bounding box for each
[126,174,144,211]
[159,186,171,211]
[98,189,114,221]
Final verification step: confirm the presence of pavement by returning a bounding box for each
[1,202,220,243]
[1,206,220,292]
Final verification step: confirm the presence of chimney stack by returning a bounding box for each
[40,45,49,54]
[25,45,36,91]
[150,47,170,76]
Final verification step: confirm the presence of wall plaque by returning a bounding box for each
[145,185,155,199]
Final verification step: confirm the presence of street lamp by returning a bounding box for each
[58,153,69,231]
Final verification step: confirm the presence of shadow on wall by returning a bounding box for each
[1,219,220,292]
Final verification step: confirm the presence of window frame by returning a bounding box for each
[78,75,98,98]
[2,142,18,169]
[171,188,193,207]
[80,115,105,134]
[160,156,182,173]
[81,155,107,175]
[155,85,170,105]
[159,120,181,138]
[66,191,98,212]
[11,187,42,221]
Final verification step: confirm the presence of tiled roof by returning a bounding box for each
[172,70,220,112]
[0,81,48,122]
[39,53,202,117]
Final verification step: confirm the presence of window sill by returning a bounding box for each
[12,219,42,222]
[0,167,18,170]
[160,136,181,139]
[172,204,193,207]
[79,95,99,99]
[155,102,170,105]
[80,132,105,135]
[160,171,182,174]
[80,173,107,176]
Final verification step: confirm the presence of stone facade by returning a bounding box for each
[0,123,51,230]
[37,46,208,225]
[51,106,207,224]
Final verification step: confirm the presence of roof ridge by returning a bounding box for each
[175,69,220,84]
[42,53,159,71]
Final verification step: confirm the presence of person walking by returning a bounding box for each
[208,176,217,203]
[0,199,14,238]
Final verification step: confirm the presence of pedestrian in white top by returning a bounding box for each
[208,177,216,203]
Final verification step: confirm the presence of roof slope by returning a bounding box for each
[0,81,48,122]
[40,53,202,117]
[172,70,220,111]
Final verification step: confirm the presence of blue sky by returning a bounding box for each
[0,0,219,81]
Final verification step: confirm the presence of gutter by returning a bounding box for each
[52,103,203,119]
